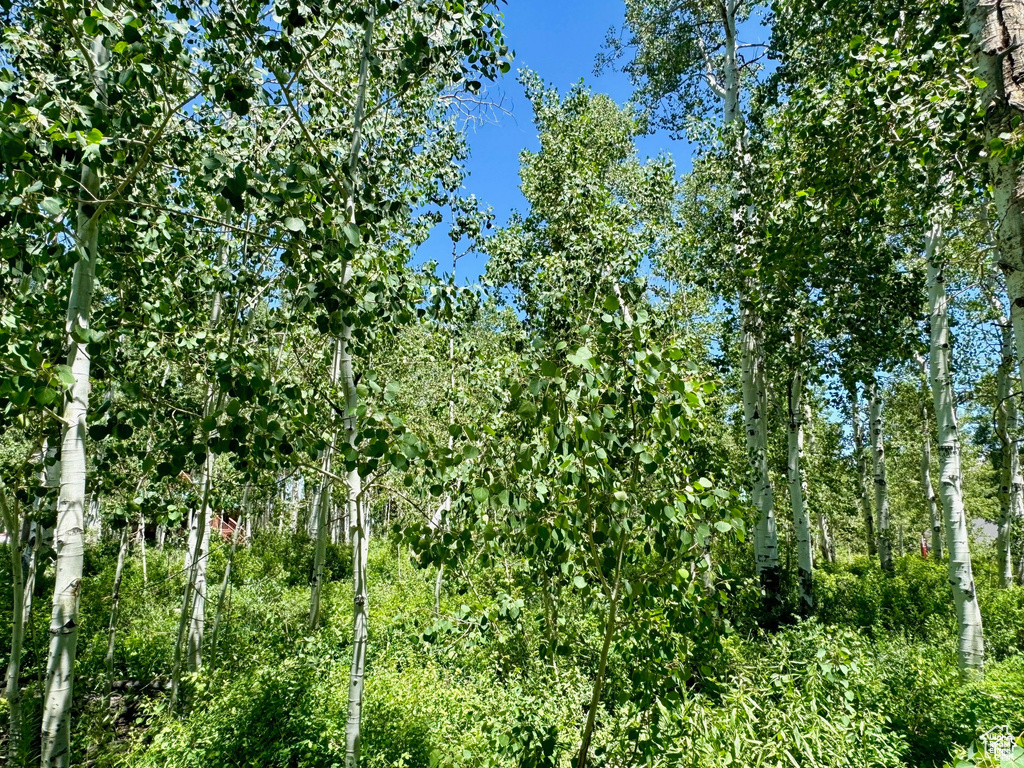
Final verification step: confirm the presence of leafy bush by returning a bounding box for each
[815,556,954,637]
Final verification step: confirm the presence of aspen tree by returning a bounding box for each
[787,332,813,611]
[869,384,893,573]
[925,223,984,676]
[40,32,108,767]
[994,296,1022,587]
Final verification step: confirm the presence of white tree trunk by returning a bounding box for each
[964,0,1024,385]
[787,350,813,612]
[41,37,107,766]
[311,338,342,629]
[996,313,1018,587]
[915,354,943,559]
[741,296,779,619]
[2,490,26,762]
[926,224,985,677]
[170,458,214,706]
[850,386,876,557]
[342,10,374,764]
[187,486,211,671]
[85,493,101,542]
[869,385,893,573]
[103,527,129,707]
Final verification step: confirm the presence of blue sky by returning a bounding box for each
[415,0,691,284]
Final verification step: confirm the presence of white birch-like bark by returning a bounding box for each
[697,0,777,616]
[170,459,214,706]
[850,387,876,556]
[2,489,26,762]
[138,509,147,585]
[40,36,107,767]
[964,0,1024,384]
[996,311,1018,587]
[310,339,342,629]
[23,443,57,645]
[187,488,211,671]
[869,385,893,573]
[926,224,985,676]
[803,402,835,564]
[915,354,943,559]
[342,10,374,765]
[84,493,101,542]
[742,298,779,614]
[170,241,229,704]
[103,527,129,707]
[787,344,813,611]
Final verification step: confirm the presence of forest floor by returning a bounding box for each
[2,534,1023,768]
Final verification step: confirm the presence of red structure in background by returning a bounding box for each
[211,515,244,543]
[920,532,929,558]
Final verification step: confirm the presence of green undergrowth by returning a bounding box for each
[2,538,1023,767]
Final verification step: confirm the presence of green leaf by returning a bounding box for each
[41,197,63,215]
[472,487,489,503]
[567,346,593,366]
[573,575,586,589]
[284,217,306,233]
[343,223,361,246]
[54,365,76,388]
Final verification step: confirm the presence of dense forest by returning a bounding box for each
[1,0,1024,766]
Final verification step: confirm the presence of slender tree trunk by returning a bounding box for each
[2,492,26,763]
[170,461,213,706]
[22,443,57,650]
[741,296,779,624]
[916,354,943,559]
[40,36,107,767]
[869,385,893,573]
[996,313,1017,587]
[342,10,374,765]
[850,386,876,557]
[211,491,245,667]
[926,224,984,677]
[138,510,148,585]
[187,481,211,672]
[575,581,620,768]
[171,238,231,701]
[311,339,342,629]
[787,346,813,612]
[817,513,835,564]
[103,527,129,708]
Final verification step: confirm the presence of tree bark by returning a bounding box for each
[103,527,129,708]
[787,345,813,612]
[211,489,246,667]
[964,0,1024,386]
[996,310,1019,587]
[926,223,985,677]
[40,36,107,768]
[575,581,620,768]
[342,10,374,765]
[2,490,26,763]
[869,385,893,573]
[311,339,342,630]
[187,476,212,672]
[742,296,780,624]
[850,386,876,557]
[915,354,943,560]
